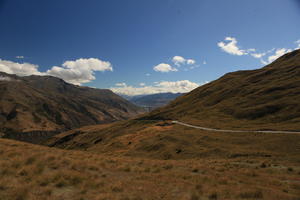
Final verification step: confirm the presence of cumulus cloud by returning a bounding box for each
[16,56,24,59]
[218,37,299,65]
[46,58,112,85]
[172,56,186,66]
[218,37,248,56]
[172,56,196,66]
[0,57,113,85]
[266,48,292,63]
[295,39,300,49]
[251,53,266,59]
[110,80,203,96]
[0,59,42,76]
[187,59,196,65]
[153,63,177,72]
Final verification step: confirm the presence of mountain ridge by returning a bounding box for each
[130,92,183,109]
[0,72,143,142]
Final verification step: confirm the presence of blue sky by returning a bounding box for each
[0,0,300,95]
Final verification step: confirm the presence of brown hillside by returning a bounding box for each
[0,73,143,140]
[142,49,300,130]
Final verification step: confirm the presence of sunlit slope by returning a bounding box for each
[142,49,300,130]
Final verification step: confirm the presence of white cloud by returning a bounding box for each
[111,80,203,96]
[295,39,300,49]
[145,73,151,76]
[16,56,24,59]
[46,58,112,85]
[153,63,177,72]
[260,59,268,65]
[0,57,113,85]
[251,53,266,59]
[218,37,247,56]
[267,48,292,63]
[139,83,145,86]
[187,59,196,65]
[0,59,42,76]
[172,56,196,66]
[203,61,207,65]
[218,37,299,65]
[172,56,186,66]
[115,82,127,87]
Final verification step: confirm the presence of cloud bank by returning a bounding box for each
[46,58,112,85]
[0,59,42,76]
[111,80,204,96]
[0,58,113,85]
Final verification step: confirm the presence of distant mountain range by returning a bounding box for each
[129,93,183,110]
[0,72,143,141]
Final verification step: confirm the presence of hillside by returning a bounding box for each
[46,49,300,155]
[142,49,300,130]
[0,73,143,142]
[130,92,183,109]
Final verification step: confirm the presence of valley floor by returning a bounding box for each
[1,133,300,200]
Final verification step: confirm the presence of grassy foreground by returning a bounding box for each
[1,127,300,200]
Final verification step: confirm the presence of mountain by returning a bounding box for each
[130,93,183,110]
[0,72,143,142]
[142,49,300,131]
[46,49,300,157]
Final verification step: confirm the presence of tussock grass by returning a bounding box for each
[1,138,300,199]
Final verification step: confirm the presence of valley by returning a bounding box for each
[1,50,300,200]
[1,1,300,199]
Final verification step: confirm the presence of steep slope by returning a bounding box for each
[0,73,143,141]
[142,49,300,130]
[130,92,183,109]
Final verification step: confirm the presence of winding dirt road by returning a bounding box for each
[172,121,300,134]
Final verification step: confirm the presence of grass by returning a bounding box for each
[1,135,300,200]
[47,120,300,163]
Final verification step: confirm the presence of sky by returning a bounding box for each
[0,0,300,95]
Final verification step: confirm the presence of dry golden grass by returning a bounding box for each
[1,135,300,200]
